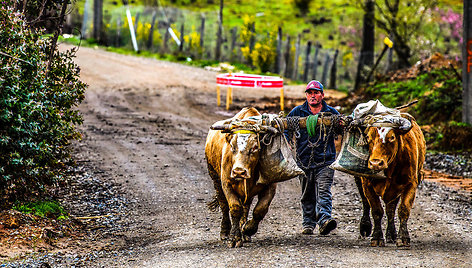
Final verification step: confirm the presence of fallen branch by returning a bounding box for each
[75,214,112,220]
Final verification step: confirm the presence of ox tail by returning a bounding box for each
[207,196,220,212]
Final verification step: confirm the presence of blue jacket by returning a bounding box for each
[285,100,339,169]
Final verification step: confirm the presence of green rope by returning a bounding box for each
[307,114,318,137]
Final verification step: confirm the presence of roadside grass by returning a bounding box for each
[13,200,69,220]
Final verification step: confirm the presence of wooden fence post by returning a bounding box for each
[116,17,121,47]
[134,12,140,35]
[292,34,301,80]
[162,22,170,53]
[230,27,237,61]
[321,52,331,86]
[200,15,205,57]
[312,43,320,79]
[275,26,282,74]
[147,11,157,50]
[179,23,185,52]
[329,49,339,89]
[283,35,292,78]
[303,41,312,81]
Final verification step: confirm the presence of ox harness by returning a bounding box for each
[286,113,344,170]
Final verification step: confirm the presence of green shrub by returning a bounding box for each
[365,68,462,125]
[0,3,86,207]
[14,200,68,219]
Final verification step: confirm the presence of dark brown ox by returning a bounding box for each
[205,107,276,248]
[355,114,426,247]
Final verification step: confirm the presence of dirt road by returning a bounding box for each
[36,45,472,267]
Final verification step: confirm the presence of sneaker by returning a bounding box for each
[319,218,337,235]
[301,226,314,235]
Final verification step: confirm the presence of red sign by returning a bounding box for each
[216,73,283,88]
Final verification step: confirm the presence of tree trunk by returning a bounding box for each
[200,15,205,58]
[303,41,312,81]
[354,0,374,91]
[275,26,282,74]
[284,35,292,78]
[463,0,472,124]
[321,53,330,86]
[329,49,338,89]
[292,34,301,80]
[92,0,103,42]
[215,0,223,61]
[312,43,320,79]
[230,27,237,62]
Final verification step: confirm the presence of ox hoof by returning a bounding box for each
[242,235,251,243]
[386,233,397,244]
[242,220,258,237]
[228,239,243,248]
[396,238,411,248]
[360,221,372,238]
[220,233,229,241]
[370,239,385,247]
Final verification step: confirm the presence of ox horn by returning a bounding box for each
[394,117,412,133]
[210,121,233,132]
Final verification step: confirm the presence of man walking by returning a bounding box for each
[286,80,339,235]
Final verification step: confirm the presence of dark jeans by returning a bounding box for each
[299,165,335,228]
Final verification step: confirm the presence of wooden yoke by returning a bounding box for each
[210,113,349,133]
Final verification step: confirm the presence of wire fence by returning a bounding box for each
[70,4,382,90]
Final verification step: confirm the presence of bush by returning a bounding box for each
[0,4,86,208]
[365,68,462,125]
[14,200,68,219]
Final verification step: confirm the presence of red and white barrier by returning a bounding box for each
[216,73,284,110]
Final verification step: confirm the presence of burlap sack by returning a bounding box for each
[329,129,386,179]
[258,133,304,184]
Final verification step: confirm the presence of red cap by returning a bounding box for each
[305,80,324,92]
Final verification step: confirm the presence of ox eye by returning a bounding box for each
[388,135,396,143]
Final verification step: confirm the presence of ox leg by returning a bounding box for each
[385,197,400,243]
[221,181,244,248]
[355,176,372,238]
[397,185,417,248]
[362,182,385,247]
[208,164,231,241]
[241,199,253,242]
[243,184,277,237]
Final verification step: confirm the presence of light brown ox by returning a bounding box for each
[205,107,276,248]
[355,114,426,247]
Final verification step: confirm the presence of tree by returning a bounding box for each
[93,0,103,42]
[354,0,375,91]
[374,0,437,69]
[293,0,313,16]
[464,0,472,124]
[215,0,223,61]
